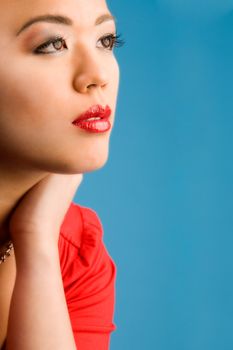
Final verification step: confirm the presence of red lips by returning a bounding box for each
[72,104,111,124]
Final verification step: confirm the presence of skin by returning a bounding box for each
[0,0,120,248]
[4,173,84,350]
[0,0,120,348]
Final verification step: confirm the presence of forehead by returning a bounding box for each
[0,0,110,33]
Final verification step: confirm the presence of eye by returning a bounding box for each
[34,36,68,55]
[34,33,125,55]
[97,33,125,51]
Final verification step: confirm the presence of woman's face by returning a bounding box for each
[0,0,120,174]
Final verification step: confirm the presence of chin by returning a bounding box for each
[36,140,110,174]
[49,149,110,175]
[79,144,110,173]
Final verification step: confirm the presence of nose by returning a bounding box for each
[73,49,109,94]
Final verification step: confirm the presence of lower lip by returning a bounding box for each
[72,117,111,133]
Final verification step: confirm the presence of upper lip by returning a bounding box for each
[72,104,112,124]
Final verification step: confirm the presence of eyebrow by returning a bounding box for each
[16,13,117,36]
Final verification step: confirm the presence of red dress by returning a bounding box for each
[58,202,117,350]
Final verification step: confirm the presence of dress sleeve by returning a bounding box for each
[60,205,117,350]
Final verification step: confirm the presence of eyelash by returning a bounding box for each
[34,33,125,55]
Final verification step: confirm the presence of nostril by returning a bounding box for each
[87,83,97,89]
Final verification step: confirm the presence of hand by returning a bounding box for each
[9,173,83,247]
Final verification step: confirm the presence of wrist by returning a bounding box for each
[12,234,59,266]
[11,225,59,247]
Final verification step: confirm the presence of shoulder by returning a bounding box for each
[57,202,117,337]
[58,201,116,272]
[59,201,103,250]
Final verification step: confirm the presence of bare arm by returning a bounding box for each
[5,173,83,350]
[5,239,76,350]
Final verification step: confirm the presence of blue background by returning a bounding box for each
[74,1,233,349]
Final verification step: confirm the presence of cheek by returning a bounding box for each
[107,57,120,105]
[111,59,120,114]
[112,56,120,89]
[0,60,68,130]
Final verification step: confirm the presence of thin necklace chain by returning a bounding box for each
[0,240,14,264]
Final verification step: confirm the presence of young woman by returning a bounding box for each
[0,0,124,349]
